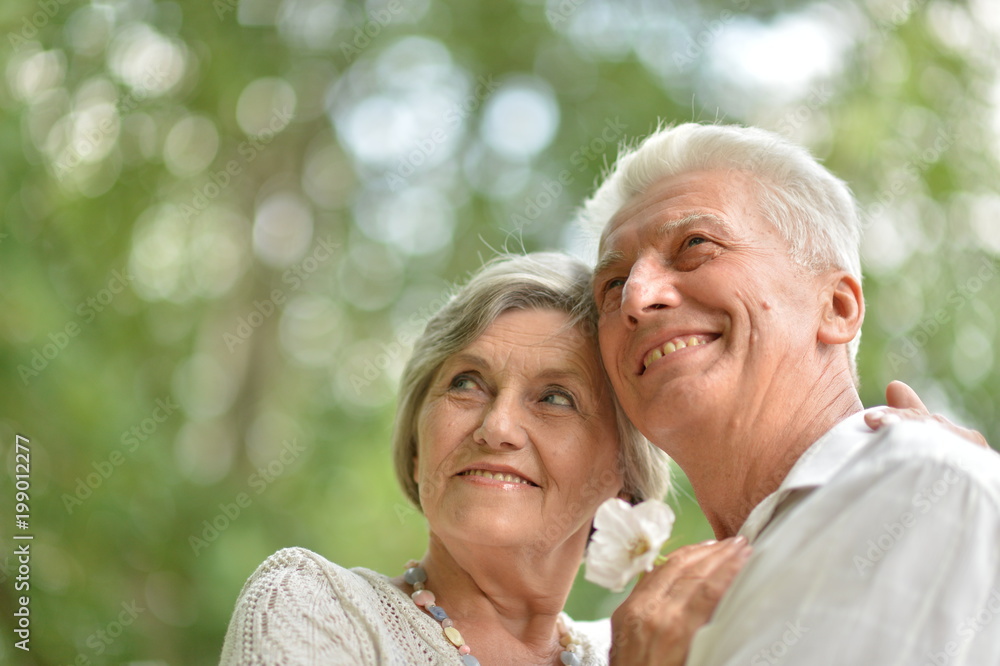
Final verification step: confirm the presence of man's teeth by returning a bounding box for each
[461,470,533,485]
[643,336,708,369]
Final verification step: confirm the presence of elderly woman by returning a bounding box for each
[219,251,751,665]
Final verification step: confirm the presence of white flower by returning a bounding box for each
[584,497,676,592]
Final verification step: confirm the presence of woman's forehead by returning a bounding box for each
[452,309,602,378]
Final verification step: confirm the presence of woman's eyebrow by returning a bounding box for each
[440,352,487,371]
[535,366,589,384]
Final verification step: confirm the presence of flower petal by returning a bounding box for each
[584,497,678,592]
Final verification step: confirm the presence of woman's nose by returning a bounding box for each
[473,394,528,451]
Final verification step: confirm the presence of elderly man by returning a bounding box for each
[581,124,1000,665]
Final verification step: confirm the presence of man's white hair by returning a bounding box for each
[577,122,863,376]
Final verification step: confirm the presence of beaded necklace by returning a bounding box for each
[403,560,583,666]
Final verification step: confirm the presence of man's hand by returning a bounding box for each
[609,537,752,666]
[865,380,990,449]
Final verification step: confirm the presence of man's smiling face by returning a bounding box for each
[593,169,830,455]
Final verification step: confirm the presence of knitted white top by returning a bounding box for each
[219,547,612,665]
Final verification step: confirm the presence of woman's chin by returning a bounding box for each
[431,509,543,549]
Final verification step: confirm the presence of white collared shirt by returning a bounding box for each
[686,409,1000,666]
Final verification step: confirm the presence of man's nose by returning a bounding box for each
[620,258,682,327]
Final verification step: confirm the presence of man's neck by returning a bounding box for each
[669,367,864,539]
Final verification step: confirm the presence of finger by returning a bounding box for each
[633,537,747,596]
[672,543,751,620]
[865,407,911,430]
[885,380,928,413]
[662,538,751,601]
[640,539,752,638]
[612,539,750,657]
[943,420,991,449]
[625,541,721,595]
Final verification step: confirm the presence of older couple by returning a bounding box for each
[221,123,998,665]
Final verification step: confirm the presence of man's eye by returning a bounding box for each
[686,236,708,248]
[603,277,626,293]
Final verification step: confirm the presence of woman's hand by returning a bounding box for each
[609,537,752,666]
[866,380,990,449]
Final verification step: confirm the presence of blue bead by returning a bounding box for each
[404,566,427,585]
[461,655,480,666]
[560,651,581,666]
[428,605,449,622]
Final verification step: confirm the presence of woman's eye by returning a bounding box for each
[542,391,574,408]
[450,374,478,390]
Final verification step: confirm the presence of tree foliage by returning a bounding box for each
[0,0,997,663]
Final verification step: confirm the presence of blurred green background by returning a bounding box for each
[0,0,998,663]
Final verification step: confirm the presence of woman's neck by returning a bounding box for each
[394,533,584,665]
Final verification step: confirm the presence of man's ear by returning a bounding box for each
[817,272,864,345]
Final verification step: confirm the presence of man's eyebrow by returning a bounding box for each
[657,213,730,236]
[593,250,625,278]
[594,213,729,278]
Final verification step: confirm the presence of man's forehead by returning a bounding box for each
[596,170,749,253]
[596,212,732,272]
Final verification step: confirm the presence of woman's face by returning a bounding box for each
[414,308,623,555]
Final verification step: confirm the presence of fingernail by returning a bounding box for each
[700,539,718,546]
[881,413,901,425]
[733,535,748,545]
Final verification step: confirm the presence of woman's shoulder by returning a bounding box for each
[220,548,388,665]
[237,547,361,603]
[247,546,360,584]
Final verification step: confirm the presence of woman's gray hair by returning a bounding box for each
[577,122,863,376]
[391,251,672,509]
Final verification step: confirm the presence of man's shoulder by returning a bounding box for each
[841,419,1000,503]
